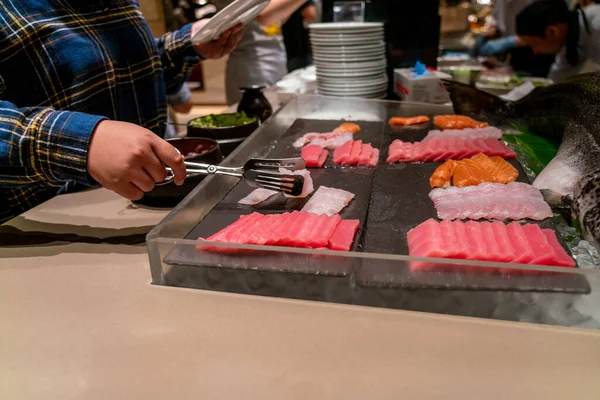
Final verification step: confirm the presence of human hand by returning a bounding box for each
[87,121,186,200]
[192,20,244,59]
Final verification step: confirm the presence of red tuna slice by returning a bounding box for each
[265,212,295,245]
[217,213,264,243]
[407,219,449,258]
[230,213,269,244]
[328,219,360,251]
[440,220,468,259]
[408,219,449,271]
[463,220,487,261]
[431,140,452,162]
[333,140,353,164]
[418,140,436,162]
[357,143,373,165]
[258,213,288,245]
[305,214,331,248]
[316,148,328,167]
[522,224,556,266]
[490,221,516,263]
[245,214,278,245]
[541,229,576,267]
[478,222,503,263]
[289,213,322,247]
[205,213,255,242]
[450,220,474,272]
[319,214,342,245]
[301,145,328,168]
[506,222,536,264]
[486,139,516,159]
[367,148,380,167]
[273,211,303,246]
[344,140,363,165]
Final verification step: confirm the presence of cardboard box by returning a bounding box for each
[394,69,451,104]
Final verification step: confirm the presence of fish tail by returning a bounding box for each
[441,79,515,124]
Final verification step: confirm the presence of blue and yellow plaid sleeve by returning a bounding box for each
[0,101,106,188]
[156,23,202,96]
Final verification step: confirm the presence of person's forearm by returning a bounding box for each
[0,101,105,188]
[255,0,309,27]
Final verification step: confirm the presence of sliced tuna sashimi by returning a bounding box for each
[301,144,328,168]
[387,139,515,163]
[357,143,373,165]
[367,148,380,167]
[345,140,363,165]
[541,230,577,267]
[328,219,360,251]
[238,188,279,205]
[407,219,576,273]
[301,186,355,216]
[333,140,353,164]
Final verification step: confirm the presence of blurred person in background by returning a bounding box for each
[516,0,600,81]
[282,1,317,72]
[471,0,556,77]
[214,0,315,105]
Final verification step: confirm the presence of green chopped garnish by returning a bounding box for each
[189,112,256,128]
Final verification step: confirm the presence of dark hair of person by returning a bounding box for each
[516,0,570,37]
[517,0,588,66]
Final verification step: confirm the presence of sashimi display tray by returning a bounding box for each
[150,96,591,300]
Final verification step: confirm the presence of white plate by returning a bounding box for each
[308,22,384,30]
[318,89,388,97]
[192,0,269,43]
[318,76,388,86]
[309,29,384,38]
[316,69,387,78]
[311,42,386,51]
[313,53,385,63]
[310,37,384,46]
[310,32,383,41]
[318,82,388,91]
[314,58,386,68]
[312,47,385,56]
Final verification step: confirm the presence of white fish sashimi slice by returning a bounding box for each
[301,186,355,216]
[293,132,322,148]
[238,188,279,205]
[429,182,552,221]
[279,168,314,198]
[293,131,353,149]
[423,127,503,141]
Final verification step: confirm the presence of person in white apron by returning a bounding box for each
[214,0,311,105]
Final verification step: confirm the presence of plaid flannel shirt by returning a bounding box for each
[0,0,200,223]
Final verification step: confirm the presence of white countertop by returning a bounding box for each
[2,187,600,399]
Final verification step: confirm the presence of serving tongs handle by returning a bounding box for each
[183,161,243,177]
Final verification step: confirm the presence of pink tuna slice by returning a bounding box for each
[328,219,360,251]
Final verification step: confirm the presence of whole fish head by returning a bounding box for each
[572,170,600,251]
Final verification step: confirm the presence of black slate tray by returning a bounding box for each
[164,118,590,294]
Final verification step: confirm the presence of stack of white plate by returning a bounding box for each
[308,22,387,99]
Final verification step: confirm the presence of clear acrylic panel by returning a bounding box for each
[147,95,600,331]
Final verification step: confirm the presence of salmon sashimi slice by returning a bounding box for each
[388,116,430,126]
[335,122,361,134]
[433,115,489,130]
[429,153,518,188]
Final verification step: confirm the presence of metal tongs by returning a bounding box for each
[160,158,307,196]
